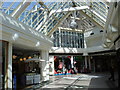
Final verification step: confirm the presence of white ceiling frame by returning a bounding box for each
[0,0,6,8]
[5,0,16,13]
[11,0,33,19]
[38,1,49,10]
[79,10,104,29]
[49,6,90,16]
[58,27,83,33]
[48,12,71,37]
[91,10,106,22]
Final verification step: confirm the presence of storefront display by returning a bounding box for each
[24,58,42,85]
[12,50,42,88]
[54,56,72,75]
[0,41,8,89]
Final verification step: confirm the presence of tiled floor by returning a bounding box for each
[24,72,118,90]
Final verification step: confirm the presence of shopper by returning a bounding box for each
[109,65,115,81]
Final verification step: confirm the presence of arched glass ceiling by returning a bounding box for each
[0,0,109,36]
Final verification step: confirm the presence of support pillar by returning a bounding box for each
[71,56,74,68]
[88,56,91,71]
[41,50,49,81]
[7,43,12,89]
[93,59,96,73]
[59,28,61,47]
[85,56,88,69]
[49,56,54,75]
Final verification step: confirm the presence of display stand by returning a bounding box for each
[24,58,45,85]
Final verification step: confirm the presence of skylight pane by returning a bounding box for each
[2,2,12,8]
[10,2,21,9]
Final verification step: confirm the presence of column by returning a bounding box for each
[88,56,91,70]
[49,56,54,75]
[59,28,61,47]
[7,42,12,88]
[85,56,87,69]
[71,56,74,68]
[41,50,49,81]
[93,59,96,73]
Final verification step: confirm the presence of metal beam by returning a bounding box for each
[21,4,37,22]
[5,0,16,13]
[0,0,5,8]
[49,6,89,16]
[58,27,83,33]
[11,0,32,19]
[47,12,71,37]
[38,1,49,10]
[70,17,86,20]
[91,10,106,22]
[79,10,104,29]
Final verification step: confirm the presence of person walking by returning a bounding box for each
[109,65,115,81]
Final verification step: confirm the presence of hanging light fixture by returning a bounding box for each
[70,11,78,29]
[20,58,23,61]
[23,58,26,61]
[28,56,32,59]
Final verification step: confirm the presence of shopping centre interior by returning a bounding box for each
[0,0,120,89]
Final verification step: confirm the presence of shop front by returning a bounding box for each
[12,49,42,89]
[54,56,85,75]
[1,11,53,89]
[115,36,120,88]
[0,41,9,89]
[54,56,72,75]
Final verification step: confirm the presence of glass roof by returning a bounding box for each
[0,0,109,36]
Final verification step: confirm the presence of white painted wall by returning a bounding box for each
[84,27,104,47]
[103,2,119,49]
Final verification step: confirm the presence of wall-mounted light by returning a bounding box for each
[12,33,19,40]
[12,55,17,59]
[36,41,40,47]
